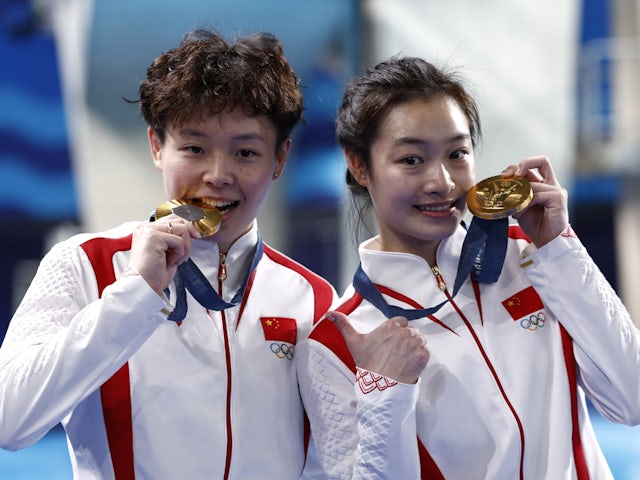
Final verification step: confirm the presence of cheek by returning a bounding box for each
[371,179,409,211]
[163,165,195,196]
[452,168,475,191]
[241,171,273,202]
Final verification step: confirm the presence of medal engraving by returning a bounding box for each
[466,175,532,220]
[154,199,222,237]
[172,204,205,222]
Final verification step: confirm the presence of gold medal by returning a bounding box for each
[466,175,532,220]
[154,199,222,237]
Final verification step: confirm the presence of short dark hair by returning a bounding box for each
[137,29,303,148]
[336,56,481,197]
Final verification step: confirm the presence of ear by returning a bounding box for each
[148,127,163,170]
[345,149,368,187]
[273,137,291,180]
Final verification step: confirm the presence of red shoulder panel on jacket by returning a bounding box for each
[81,235,133,296]
[263,243,335,323]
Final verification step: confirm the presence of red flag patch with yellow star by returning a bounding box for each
[501,286,544,321]
[260,317,297,345]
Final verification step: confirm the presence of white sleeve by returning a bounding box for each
[0,240,168,450]
[521,229,640,425]
[298,338,421,480]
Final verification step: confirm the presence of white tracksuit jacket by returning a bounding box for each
[297,224,640,479]
[0,221,336,479]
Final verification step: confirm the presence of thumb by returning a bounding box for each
[326,311,360,344]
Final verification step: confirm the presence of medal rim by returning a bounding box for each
[466,175,533,220]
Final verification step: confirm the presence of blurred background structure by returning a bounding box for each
[1,0,639,477]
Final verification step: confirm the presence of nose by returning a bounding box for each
[424,160,455,196]
[202,156,233,187]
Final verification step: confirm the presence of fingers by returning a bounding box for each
[153,216,208,268]
[157,217,203,240]
[520,155,559,186]
[390,316,426,346]
[326,311,360,345]
[501,156,569,246]
[129,216,201,294]
[154,219,192,266]
[389,315,409,328]
[328,312,425,348]
[377,319,429,383]
[406,326,428,346]
[502,155,559,187]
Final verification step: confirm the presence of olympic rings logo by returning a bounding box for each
[270,343,295,360]
[520,312,546,331]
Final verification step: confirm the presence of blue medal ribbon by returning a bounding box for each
[166,234,264,322]
[353,216,508,320]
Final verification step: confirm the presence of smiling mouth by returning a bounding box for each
[415,203,454,213]
[195,198,239,215]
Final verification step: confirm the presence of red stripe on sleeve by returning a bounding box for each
[81,235,135,480]
[418,439,445,479]
[99,366,134,480]
[560,326,590,480]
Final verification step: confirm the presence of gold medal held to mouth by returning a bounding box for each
[466,175,533,220]
[154,199,222,237]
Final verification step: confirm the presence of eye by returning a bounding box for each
[450,150,468,160]
[402,155,423,166]
[185,145,204,155]
[236,149,258,158]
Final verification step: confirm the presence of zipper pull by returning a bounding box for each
[431,265,447,292]
[218,252,228,282]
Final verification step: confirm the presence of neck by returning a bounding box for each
[368,236,439,267]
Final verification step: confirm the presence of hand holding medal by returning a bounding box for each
[129,199,222,295]
[459,156,568,288]
[496,156,570,247]
[129,199,222,300]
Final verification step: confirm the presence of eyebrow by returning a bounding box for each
[178,128,267,143]
[393,133,472,148]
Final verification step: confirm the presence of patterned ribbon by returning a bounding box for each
[353,217,508,320]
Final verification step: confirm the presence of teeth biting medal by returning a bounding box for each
[154,198,222,237]
[466,175,533,220]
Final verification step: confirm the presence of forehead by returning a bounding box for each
[375,97,471,145]
[382,97,468,131]
[170,109,277,143]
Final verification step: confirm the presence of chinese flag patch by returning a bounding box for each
[501,286,544,321]
[260,317,297,345]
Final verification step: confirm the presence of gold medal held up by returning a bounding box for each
[466,176,533,220]
[154,199,222,237]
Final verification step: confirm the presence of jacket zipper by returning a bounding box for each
[431,265,447,292]
[218,252,228,281]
